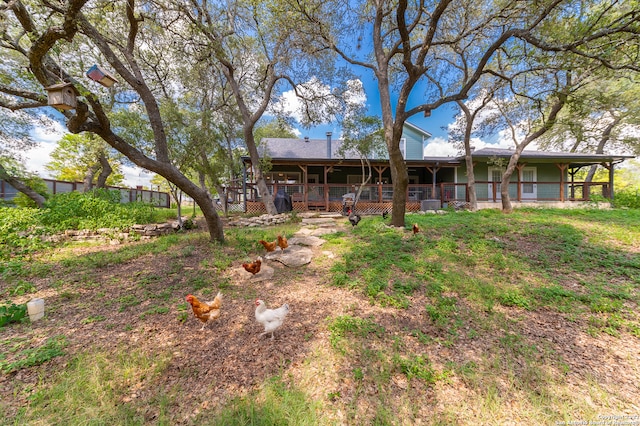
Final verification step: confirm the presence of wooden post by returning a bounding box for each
[556,164,568,202]
[608,162,614,200]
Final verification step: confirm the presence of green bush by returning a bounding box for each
[1,190,155,260]
[0,303,27,327]
[612,187,640,209]
[0,207,50,259]
[41,189,153,231]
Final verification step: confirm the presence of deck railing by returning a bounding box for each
[239,180,611,213]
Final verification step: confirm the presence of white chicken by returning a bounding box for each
[254,299,290,340]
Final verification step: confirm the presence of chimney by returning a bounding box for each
[326,132,332,158]
[470,146,475,152]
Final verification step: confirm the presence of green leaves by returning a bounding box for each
[0,303,27,328]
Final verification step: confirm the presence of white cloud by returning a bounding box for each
[423,136,459,157]
[272,77,366,127]
[25,120,68,178]
[26,120,154,188]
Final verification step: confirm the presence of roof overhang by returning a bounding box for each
[241,157,461,167]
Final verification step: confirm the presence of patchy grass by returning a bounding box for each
[1,209,639,425]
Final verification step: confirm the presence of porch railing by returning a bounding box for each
[239,180,611,213]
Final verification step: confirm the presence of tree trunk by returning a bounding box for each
[94,131,224,242]
[458,101,478,211]
[388,126,408,226]
[176,190,183,228]
[214,183,228,216]
[500,146,526,213]
[464,149,478,211]
[96,152,112,188]
[0,164,46,208]
[585,115,620,183]
[500,90,569,213]
[243,125,277,215]
[83,163,99,192]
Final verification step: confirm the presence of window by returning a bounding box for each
[488,167,504,200]
[264,172,300,184]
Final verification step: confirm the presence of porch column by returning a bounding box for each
[556,164,568,202]
[242,162,247,212]
[374,166,387,202]
[607,162,614,200]
[324,166,329,208]
[298,165,308,205]
[427,163,440,199]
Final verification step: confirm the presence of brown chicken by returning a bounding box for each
[259,239,277,252]
[185,292,223,330]
[242,258,262,275]
[277,234,288,252]
[412,223,420,235]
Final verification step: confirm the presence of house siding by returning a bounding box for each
[401,126,426,160]
[458,162,568,201]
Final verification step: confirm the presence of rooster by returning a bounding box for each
[277,234,288,252]
[412,223,420,235]
[259,239,277,252]
[347,208,361,227]
[382,211,389,220]
[242,258,262,275]
[255,299,290,339]
[185,292,223,331]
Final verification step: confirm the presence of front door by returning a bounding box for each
[489,168,503,200]
[521,167,537,200]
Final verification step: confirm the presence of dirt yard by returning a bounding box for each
[1,215,639,424]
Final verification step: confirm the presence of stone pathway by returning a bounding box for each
[233,212,345,280]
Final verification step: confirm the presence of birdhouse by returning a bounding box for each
[86,64,118,87]
[45,82,79,110]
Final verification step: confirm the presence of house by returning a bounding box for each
[239,123,633,213]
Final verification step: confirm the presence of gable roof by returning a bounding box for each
[258,136,346,160]
[403,121,432,138]
[258,122,430,161]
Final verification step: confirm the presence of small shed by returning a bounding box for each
[45,83,79,110]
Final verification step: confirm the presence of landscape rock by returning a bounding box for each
[288,235,326,247]
[264,245,313,267]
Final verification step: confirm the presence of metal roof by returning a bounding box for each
[468,147,634,165]
[252,139,634,167]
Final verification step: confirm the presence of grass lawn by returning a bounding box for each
[1,207,639,425]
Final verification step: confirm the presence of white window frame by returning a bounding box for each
[520,167,537,199]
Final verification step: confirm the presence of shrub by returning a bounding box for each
[13,176,50,208]
[41,189,153,231]
[0,303,27,327]
[612,187,640,209]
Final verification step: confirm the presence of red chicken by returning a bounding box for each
[242,258,262,275]
[185,292,223,330]
[412,223,420,235]
[277,234,288,252]
[259,239,277,252]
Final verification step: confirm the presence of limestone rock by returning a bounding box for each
[264,245,313,267]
